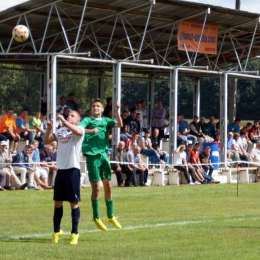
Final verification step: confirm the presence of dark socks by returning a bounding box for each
[71,207,80,234]
[53,206,63,233]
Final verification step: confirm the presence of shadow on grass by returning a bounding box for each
[0,237,96,243]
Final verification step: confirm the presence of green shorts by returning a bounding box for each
[86,153,112,182]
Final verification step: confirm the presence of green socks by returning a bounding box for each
[106,199,114,219]
[92,199,100,219]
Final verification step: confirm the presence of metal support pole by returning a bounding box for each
[219,73,228,166]
[97,73,105,101]
[193,80,200,117]
[148,76,155,129]
[112,63,122,157]
[47,55,57,132]
[229,77,237,123]
[39,72,46,111]
[169,69,178,164]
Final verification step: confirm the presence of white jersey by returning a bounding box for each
[54,126,85,170]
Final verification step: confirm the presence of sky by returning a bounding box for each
[0,0,260,13]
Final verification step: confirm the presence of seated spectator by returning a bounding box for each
[0,108,20,154]
[227,132,239,167]
[131,146,148,186]
[40,144,58,187]
[12,145,38,189]
[249,140,260,165]
[85,108,92,117]
[189,116,205,149]
[16,109,36,144]
[214,133,220,151]
[231,133,248,167]
[136,113,142,134]
[200,116,214,142]
[120,125,132,141]
[121,110,130,133]
[62,106,71,121]
[112,141,133,187]
[127,110,138,134]
[178,114,197,146]
[0,169,6,191]
[103,97,112,117]
[190,143,215,183]
[66,93,79,111]
[0,140,27,190]
[249,120,260,144]
[56,96,68,114]
[173,143,197,185]
[34,113,47,150]
[228,118,241,133]
[200,146,219,183]
[206,116,217,139]
[150,128,168,164]
[29,111,45,141]
[30,140,49,188]
[122,104,129,115]
[140,130,163,168]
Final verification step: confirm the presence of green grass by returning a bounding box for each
[1,184,260,259]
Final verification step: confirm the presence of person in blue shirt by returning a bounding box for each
[227,118,241,133]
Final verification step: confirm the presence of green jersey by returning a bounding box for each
[79,117,116,156]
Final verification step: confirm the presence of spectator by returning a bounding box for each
[135,113,142,133]
[206,116,217,139]
[86,109,92,117]
[249,140,260,165]
[16,108,35,144]
[29,111,45,141]
[0,108,20,154]
[140,100,148,132]
[12,145,38,189]
[200,146,220,183]
[41,94,47,114]
[112,141,133,187]
[228,118,241,133]
[62,107,71,121]
[231,133,248,167]
[66,93,79,111]
[135,102,143,132]
[56,96,68,114]
[0,140,27,190]
[34,113,47,150]
[127,110,138,134]
[150,128,168,164]
[214,133,220,151]
[120,125,132,141]
[131,146,148,186]
[178,114,197,146]
[76,107,83,121]
[249,120,260,144]
[140,130,162,168]
[173,143,197,185]
[200,116,214,142]
[189,116,205,149]
[0,169,6,191]
[122,104,129,115]
[121,110,130,132]
[103,97,112,117]
[227,132,239,168]
[151,100,166,139]
[40,144,58,187]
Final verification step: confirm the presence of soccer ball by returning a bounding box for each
[12,25,30,42]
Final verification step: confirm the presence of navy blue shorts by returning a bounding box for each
[53,168,81,203]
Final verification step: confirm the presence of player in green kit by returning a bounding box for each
[79,98,123,231]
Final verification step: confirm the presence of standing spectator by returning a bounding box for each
[56,96,68,114]
[62,107,71,121]
[152,100,166,139]
[135,102,143,132]
[140,100,148,132]
[0,108,20,154]
[66,93,79,111]
[228,118,241,133]
[112,141,133,187]
[127,110,138,134]
[12,145,38,189]
[40,144,58,187]
[103,97,112,117]
[173,143,197,185]
[121,111,130,133]
[16,108,35,144]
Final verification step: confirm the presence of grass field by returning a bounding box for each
[1,184,260,260]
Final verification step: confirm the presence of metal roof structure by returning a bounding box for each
[0,0,260,75]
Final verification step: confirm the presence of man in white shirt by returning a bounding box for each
[249,140,260,165]
[56,96,69,114]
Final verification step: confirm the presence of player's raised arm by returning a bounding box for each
[58,114,83,136]
[43,120,56,144]
[115,101,123,128]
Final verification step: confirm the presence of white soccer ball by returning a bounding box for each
[12,25,30,42]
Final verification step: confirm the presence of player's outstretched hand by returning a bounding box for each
[115,101,120,111]
[46,120,53,129]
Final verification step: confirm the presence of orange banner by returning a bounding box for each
[177,20,218,55]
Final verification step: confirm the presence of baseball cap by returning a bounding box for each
[0,140,8,146]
